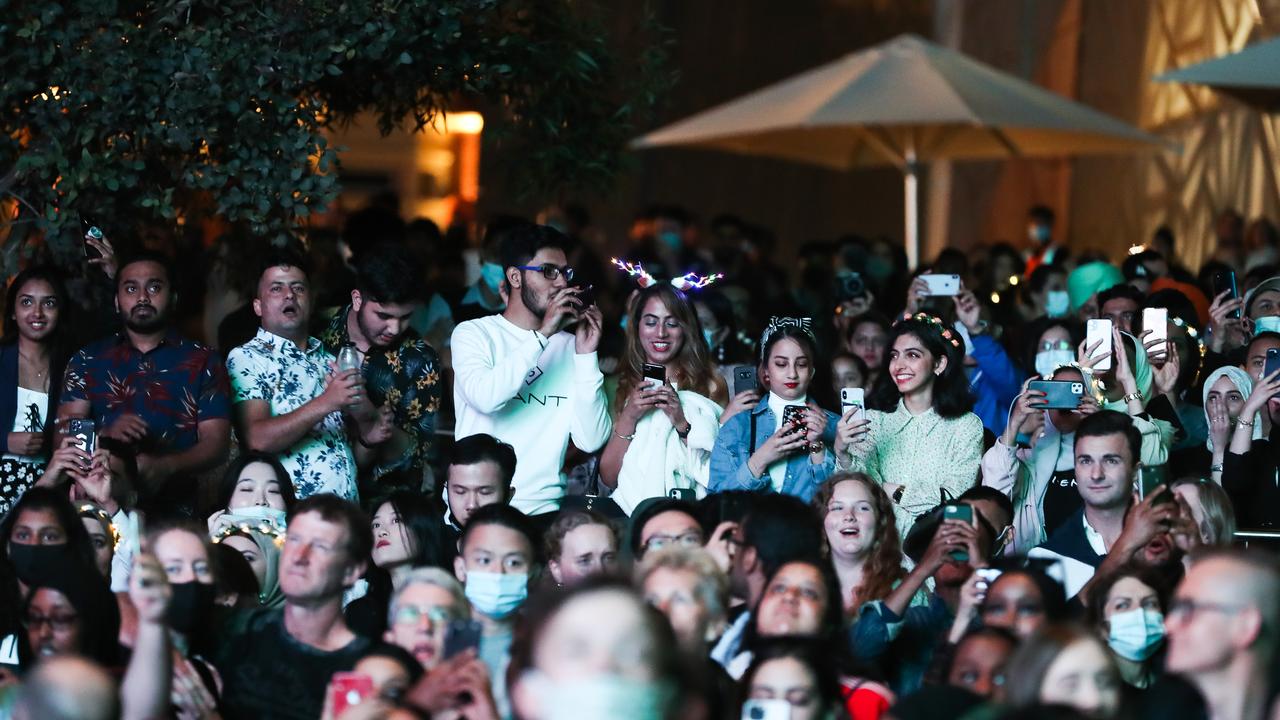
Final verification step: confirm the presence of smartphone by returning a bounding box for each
[781,405,807,433]
[1085,318,1113,372]
[919,273,961,296]
[67,418,97,456]
[1027,380,1084,410]
[443,618,483,660]
[942,503,974,563]
[572,282,596,308]
[328,672,374,716]
[733,367,759,396]
[77,215,104,261]
[643,363,666,388]
[1143,307,1168,363]
[840,387,865,422]
[668,488,695,502]
[1213,270,1240,319]
[741,699,791,720]
[1267,348,1280,398]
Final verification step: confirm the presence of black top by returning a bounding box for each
[1222,439,1280,529]
[212,608,373,720]
[1041,467,1082,539]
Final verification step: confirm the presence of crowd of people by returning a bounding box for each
[0,201,1278,720]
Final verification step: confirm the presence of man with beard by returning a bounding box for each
[318,243,441,491]
[450,223,610,515]
[59,250,230,517]
[227,249,385,500]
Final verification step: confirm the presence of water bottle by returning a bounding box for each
[337,342,361,407]
[337,342,361,373]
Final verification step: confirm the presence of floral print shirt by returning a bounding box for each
[318,305,442,486]
[62,331,231,454]
[227,328,357,500]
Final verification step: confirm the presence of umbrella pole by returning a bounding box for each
[904,145,921,270]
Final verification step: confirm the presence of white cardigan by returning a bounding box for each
[612,389,723,515]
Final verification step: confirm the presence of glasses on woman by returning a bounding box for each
[643,532,703,553]
[1038,340,1073,352]
[517,264,575,282]
[25,611,78,632]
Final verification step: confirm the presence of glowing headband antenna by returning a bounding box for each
[610,257,657,288]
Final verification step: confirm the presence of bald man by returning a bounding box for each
[12,655,118,720]
[1165,548,1280,720]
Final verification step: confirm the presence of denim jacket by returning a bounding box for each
[709,399,837,502]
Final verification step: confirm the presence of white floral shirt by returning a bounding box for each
[227,328,357,500]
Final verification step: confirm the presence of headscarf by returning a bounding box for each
[215,525,285,609]
[1089,332,1152,411]
[1067,261,1123,313]
[1201,366,1263,452]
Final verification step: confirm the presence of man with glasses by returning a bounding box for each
[628,498,706,561]
[1164,548,1280,720]
[451,223,610,516]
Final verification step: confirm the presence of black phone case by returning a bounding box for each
[733,368,757,396]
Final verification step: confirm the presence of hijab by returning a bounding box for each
[1201,366,1263,452]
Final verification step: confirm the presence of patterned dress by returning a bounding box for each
[226,328,357,500]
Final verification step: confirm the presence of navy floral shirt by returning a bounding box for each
[318,305,442,485]
[62,331,231,454]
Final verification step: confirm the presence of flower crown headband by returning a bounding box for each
[611,258,724,292]
[760,316,817,360]
[895,312,962,349]
[77,503,121,551]
[211,519,287,548]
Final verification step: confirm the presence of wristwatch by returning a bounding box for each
[675,422,692,438]
[1122,390,1143,404]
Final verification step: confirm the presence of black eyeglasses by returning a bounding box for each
[517,264,574,282]
[25,612,78,632]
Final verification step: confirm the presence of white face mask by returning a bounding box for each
[1046,290,1070,318]
[1035,349,1076,378]
[1107,607,1166,661]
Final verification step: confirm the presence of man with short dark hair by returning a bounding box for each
[1030,410,1179,599]
[227,250,384,500]
[60,250,231,517]
[1096,284,1144,334]
[451,224,610,514]
[453,503,538,718]
[1165,549,1280,720]
[712,494,823,677]
[444,433,516,531]
[318,243,442,490]
[214,494,374,720]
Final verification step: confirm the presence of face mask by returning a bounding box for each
[1107,607,1165,661]
[1046,290,1070,318]
[480,262,506,292]
[1254,315,1280,336]
[657,230,682,253]
[1029,224,1052,244]
[465,571,528,619]
[702,328,717,350]
[8,542,79,585]
[1035,349,1076,378]
[225,505,287,528]
[524,671,671,720]
[167,581,217,635]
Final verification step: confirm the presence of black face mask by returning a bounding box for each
[167,582,217,634]
[8,542,79,586]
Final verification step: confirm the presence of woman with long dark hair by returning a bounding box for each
[600,283,727,514]
[710,319,838,503]
[835,314,984,536]
[0,266,71,515]
[345,490,453,637]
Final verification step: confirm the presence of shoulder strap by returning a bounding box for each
[749,411,758,455]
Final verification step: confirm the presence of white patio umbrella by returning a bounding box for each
[633,33,1170,267]
[1154,36,1280,111]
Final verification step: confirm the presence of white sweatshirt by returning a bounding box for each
[451,314,612,514]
